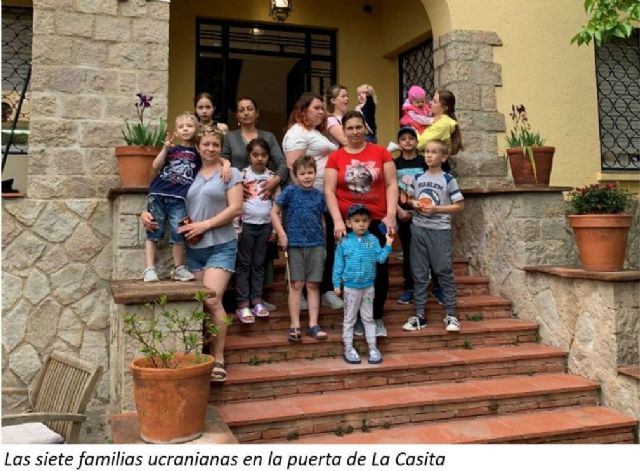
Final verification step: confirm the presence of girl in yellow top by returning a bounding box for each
[417,90,463,173]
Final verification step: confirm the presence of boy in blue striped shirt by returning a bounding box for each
[333,204,394,365]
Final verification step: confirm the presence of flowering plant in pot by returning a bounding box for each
[123,291,217,443]
[505,104,555,186]
[568,183,633,271]
[115,93,167,188]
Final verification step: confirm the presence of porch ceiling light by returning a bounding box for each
[270,0,292,22]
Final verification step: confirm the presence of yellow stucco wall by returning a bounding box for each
[422,0,633,188]
[165,0,636,189]
[168,0,430,149]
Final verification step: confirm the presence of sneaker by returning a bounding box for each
[402,316,427,331]
[172,264,195,281]
[375,319,387,337]
[343,346,361,364]
[321,291,343,309]
[431,286,445,306]
[397,289,413,305]
[444,315,460,332]
[143,267,159,282]
[300,295,309,311]
[263,300,277,311]
[368,347,383,364]
[354,318,364,337]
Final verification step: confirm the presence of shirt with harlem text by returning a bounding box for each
[275,184,327,247]
[406,171,463,230]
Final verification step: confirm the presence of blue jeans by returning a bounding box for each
[146,194,186,244]
[186,239,238,273]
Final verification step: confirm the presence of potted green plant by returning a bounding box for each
[123,291,217,443]
[115,93,167,188]
[505,104,555,186]
[568,183,633,271]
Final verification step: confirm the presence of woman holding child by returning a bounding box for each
[324,111,399,337]
[141,126,243,383]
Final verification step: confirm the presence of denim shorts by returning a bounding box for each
[146,194,186,244]
[186,239,238,273]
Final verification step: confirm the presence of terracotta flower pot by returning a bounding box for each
[507,146,555,186]
[114,146,159,188]
[131,352,214,443]
[569,214,632,271]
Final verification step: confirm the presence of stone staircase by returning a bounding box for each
[210,255,638,444]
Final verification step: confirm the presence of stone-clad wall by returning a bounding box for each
[433,31,509,189]
[1,0,169,443]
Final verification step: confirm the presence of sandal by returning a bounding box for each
[211,362,227,383]
[236,307,255,324]
[251,303,270,318]
[306,325,328,341]
[288,327,302,343]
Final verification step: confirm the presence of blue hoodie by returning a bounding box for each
[333,231,392,289]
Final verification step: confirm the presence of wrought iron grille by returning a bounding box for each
[398,39,434,117]
[595,29,640,171]
[1,6,32,164]
[196,19,336,124]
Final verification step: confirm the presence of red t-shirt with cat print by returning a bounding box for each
[326,143,393,220]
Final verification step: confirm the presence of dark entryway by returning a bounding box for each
[195,19,336,141]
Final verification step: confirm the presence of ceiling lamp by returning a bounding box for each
[270,0,292,22]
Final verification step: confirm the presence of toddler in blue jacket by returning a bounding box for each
[333,204,394,365]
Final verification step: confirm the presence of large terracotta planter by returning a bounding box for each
[507,146,555,186]
[130,353,214,443]
[114,146,159,187]
[569,214,632,271]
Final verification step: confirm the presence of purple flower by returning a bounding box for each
[136,93,153,109]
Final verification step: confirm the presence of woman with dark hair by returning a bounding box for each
[325,111,398,337]
[282,92,342,310]
[222,97,288,197]
[194,92,229,134]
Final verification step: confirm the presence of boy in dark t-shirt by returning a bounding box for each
[144,112,201,282]
[272,155,329,343]
[394,126,427,305]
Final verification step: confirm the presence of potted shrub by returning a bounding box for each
[568,183,633,271]
[505,104,555,186]
[123,291,216,443]
[115,93,167,187]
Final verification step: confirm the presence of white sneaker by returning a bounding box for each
[172,264,195,281]
[300,295,309,311]
[444,315,460,332]
[375,319,387,337]
[143,267,159,282]
[322,291,343,309]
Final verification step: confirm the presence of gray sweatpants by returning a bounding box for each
[342,286,376,349]
[410,225,457,318]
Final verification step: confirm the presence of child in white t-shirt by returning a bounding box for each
[234,138,279,323]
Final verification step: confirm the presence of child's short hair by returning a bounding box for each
[196,124,224,145]
[175,111,198,126]
[246,137,271,157]
[357,83,377,104]
[292,155,316,175]
[425,139,450,156]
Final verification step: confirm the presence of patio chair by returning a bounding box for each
[1,351,102,444]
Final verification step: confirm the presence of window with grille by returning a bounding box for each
[398,39,434,117]
[595,29,640,171]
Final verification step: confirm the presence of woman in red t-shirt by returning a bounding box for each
[325,111,399,337]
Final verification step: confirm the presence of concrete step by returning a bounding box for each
[226,294,512,334]
[223,318,540,366]
[211,343,567,404]
[286,406,638,444]
[215,373,600,443]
